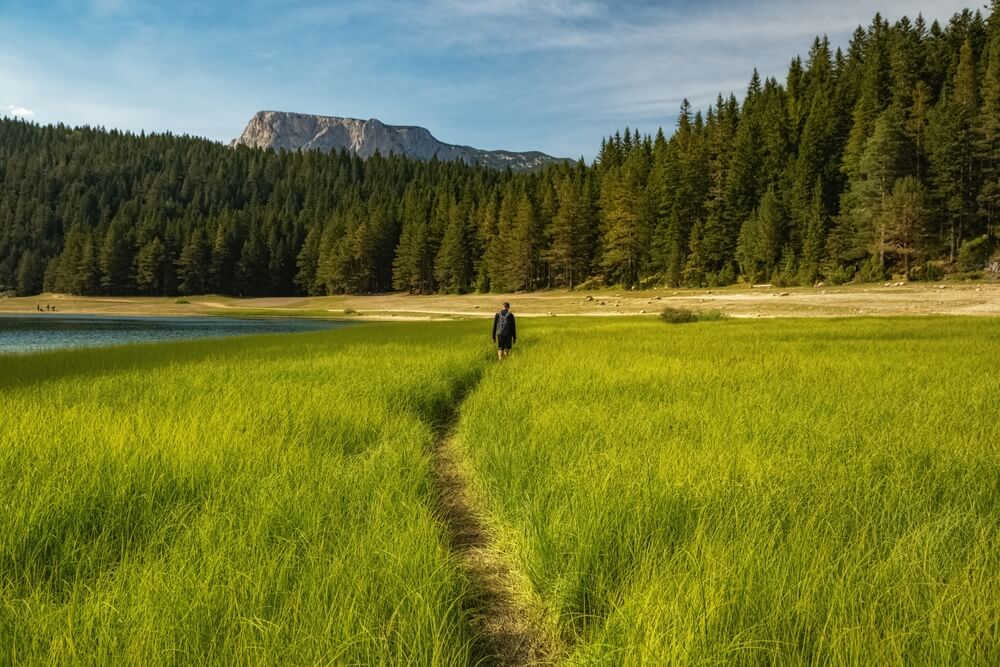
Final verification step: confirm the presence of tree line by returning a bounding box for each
[1,4,999,298]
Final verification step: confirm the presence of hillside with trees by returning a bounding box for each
[2,4,999,297]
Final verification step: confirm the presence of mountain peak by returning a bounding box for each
[231,111,570,171]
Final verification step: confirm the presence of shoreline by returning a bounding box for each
[1,282,999,320]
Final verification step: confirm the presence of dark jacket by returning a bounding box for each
[492,309,516,341]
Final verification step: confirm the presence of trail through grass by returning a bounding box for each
[5,315,1000,664]
[431,408,555,665]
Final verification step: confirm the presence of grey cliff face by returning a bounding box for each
[231,111,570,171]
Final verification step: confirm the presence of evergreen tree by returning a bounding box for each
[881,175,928,273]
[737,187,786,282]
[73,231,101,295]
[484,184,517,291]
[135,237,167,295]
[842,15,891,182]
[833,108,905,271]
[15,249,44,296]
[798,180,828,284]
[235,227,267,296]
[393,216,430,293]
[977,37,1000,238]
[295,224,323,295]
[209,214,238,294]
[510,192,542,290]
[52,225,86,294]
[725,84,763,247]
[928,82,978,261]
[434,198,473,292]
[99,217,135,294]
[544,173,583,288]
[176,228,211,295]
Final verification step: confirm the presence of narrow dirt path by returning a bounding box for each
[430,389,556,666]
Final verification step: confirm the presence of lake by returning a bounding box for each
[0,314,349,354]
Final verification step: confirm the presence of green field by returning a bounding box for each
[2,316,999,664]
[0,324,486,664]
[458,317,1000,664]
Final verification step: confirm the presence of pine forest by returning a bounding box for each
[2,6,1000,297]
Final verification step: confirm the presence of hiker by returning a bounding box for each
[492,301,516,360]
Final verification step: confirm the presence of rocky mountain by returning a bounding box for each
[232,111,571,171]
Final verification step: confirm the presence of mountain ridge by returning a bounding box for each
[231,111,572,171]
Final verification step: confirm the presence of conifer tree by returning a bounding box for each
[99,217,135,294]
[209,214,237,294]
[700,96,738,279]
[73,231,101,295]
[295,224,323,295]
[135,237,167,295]
[15,249,43,296]
[737,186,786,282]
[484,184,518,291]
[601,143,652,288]
[545,173,583,287]
[235,227,267,296]
[176,228,211,295]
[798,180,828,284]
[977,37,1000,238]
[510,191,542,290]
[928,39,979,261]
[833,107,905,271]
[434,198,473,292]
[881,175,928,272]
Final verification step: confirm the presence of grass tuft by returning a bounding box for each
[659,306,698,323]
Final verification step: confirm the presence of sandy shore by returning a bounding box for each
[2,283,999,320]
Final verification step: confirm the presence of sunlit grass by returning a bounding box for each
[0,322,487,664]
[456,316,1000,664]
[4,315,999,664]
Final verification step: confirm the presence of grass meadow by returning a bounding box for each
[0,322,487,664]
[457,316,1000,664]
[2,315,999,664]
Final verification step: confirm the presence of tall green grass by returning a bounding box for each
[0,322,487,664]
[6,315,999,664]
[456,317,1000,664]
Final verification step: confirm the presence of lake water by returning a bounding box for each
[0,314,349,354]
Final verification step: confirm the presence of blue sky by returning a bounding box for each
[0,0,975,160]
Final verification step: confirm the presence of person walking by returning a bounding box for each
[492,301,516,360]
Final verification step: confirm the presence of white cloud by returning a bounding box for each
[0,0,981,159]
[2,105,34,119]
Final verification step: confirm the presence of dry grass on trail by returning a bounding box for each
[1,282,999,320]
[432,433,557,667]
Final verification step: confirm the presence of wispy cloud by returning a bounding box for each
[1,105,34,119]
[0,0,980,159]
[433,0,603,20]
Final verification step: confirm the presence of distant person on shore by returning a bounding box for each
[492,302,516,360]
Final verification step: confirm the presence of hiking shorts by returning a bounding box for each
[496,335,513,350]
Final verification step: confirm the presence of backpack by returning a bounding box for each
[496,311,513,337]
